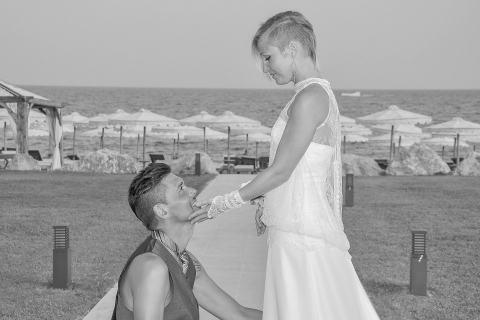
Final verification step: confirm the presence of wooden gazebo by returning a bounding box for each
[0,80,67,168]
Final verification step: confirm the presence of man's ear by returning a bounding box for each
[153,204,171,220]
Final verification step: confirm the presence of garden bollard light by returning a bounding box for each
[53,224,71,289]
[344,174,354,207]
[195,153,201,176]
[410,230,427,296]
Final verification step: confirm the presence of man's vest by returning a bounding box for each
[111,236,199,320]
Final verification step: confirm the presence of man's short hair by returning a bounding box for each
[128,163,171,230]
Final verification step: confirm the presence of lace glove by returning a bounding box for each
[207,190,248,219]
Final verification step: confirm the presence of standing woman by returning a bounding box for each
[190,11,380,320]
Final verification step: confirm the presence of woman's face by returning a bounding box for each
[257,37,293,85]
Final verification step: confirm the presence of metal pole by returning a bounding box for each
[245,134,249,155]
[142,126,146,167]
[136,134,140,161]
[203,127,206,153]
[206,139,208,154]
[72,126,76,156]
[453,138,457,158]
[343,135,346,154]
[393,142,396,158]
[456,133,460,166]
[398,135,402,150]
[3,122,6,151]
[172,139,177,159]
[227,126,231,173]
[101,127,105,149]
[177,133,180,158]
[389,125,394,161]
[119,126,123,154]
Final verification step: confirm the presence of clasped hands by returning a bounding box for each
[188,196,266,236]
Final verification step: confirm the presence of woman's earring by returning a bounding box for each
[291,60,297,84]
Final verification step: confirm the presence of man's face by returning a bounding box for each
[161,173,197,221]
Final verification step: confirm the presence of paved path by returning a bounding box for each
[83,174,267,320]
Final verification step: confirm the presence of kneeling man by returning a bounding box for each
[112,163,262,320]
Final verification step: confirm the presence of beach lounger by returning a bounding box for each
[66,154,80,160]
[0,153,15,169]
[258,156,269,171]
[28,150,43,161]
[149,153,165,163]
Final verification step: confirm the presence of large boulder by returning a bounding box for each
[454,151,480,176]
[160,152,218,175]
[61,149,137,174]
[386,143,450,176]
[342,154,384,176]
[5,154,41,171]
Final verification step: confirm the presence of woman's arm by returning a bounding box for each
[238,84,330,201]
[189,85,329,223]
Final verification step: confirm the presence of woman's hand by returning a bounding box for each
[255,204,266,236]
[188,198,214,224]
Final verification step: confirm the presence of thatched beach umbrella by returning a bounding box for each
[109,108,180,127]
[63,112,89,127]
[152,125,202,156]
[358,106,431,160]
[224,125,271,155]
[358,105,432,125]
[424,117,480,136]
[184,127,227,154]
[233,132,271,159]
[200,111,261,166]
[422,136,469,159]
[370,133,420,147]
[371,123,431,138]
[341,124,372,136]
[88,114,109,127]
[180,111,218,126]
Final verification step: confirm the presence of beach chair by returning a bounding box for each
[258,156,269,171]
[239,156,256,172]
[374,159,389,170]
[149,153,165,163]
[66,154,80,160]
[28,150,43,161]
[0,151,16,169]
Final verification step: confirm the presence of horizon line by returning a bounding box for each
[18,83,480,91]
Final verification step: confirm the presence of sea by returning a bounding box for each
[5,86,480,163]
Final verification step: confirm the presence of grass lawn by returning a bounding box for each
[344,176,480,320]
[1,173,479,320]
[0,171,216,320]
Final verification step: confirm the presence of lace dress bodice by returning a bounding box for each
[261,78,350,258]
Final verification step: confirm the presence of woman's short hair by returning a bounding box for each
[252,11,317,68]
[128,163,171,230]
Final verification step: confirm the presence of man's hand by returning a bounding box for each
[188,198,214,224]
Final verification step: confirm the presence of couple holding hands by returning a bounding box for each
[112,11,380,320]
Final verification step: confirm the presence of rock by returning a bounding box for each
[386,143,450,176]
[342,154,384,176]
[5,153,41,171]
[160,152,218,175]
[453,151,480,176]
[61,149,137,174]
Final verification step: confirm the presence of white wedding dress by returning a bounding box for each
[261,78,380,319]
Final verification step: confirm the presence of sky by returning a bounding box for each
[1,0,480,90]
